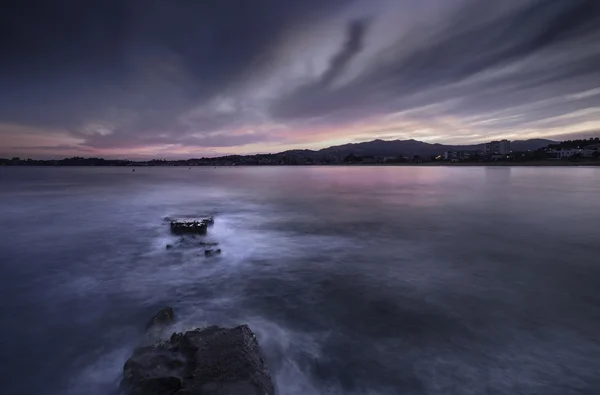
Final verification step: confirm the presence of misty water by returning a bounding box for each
[1,166,599,395]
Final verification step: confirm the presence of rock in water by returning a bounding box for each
[180,325,274,395]
[122,318,275,395]
[198,241,219,247]
[164,216,215,235]
[169,217,214,235]
[170,221,208,235]
[122,344,187,394]
[204,249,222,257]
[145,307,175,332]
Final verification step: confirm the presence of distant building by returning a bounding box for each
[546,148,583,159]
[444,151,479,161]
[484,140,511,155]
[444,151,457,160]
[558,149,582,159]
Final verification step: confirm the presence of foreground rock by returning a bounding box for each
[146,307,175,332]
[144,307,176,342]
[122,312,275,395]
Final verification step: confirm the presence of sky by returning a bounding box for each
[1,0,600,159]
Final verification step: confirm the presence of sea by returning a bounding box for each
[0,166,599,395]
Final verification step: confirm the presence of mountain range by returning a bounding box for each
[280,138,556,160]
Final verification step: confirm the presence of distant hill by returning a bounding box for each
[319,139,456,158]
[510,139,556,152]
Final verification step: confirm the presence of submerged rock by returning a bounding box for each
[204,249,222,257]
[166,244,174,250]
[198,241,219,247]
[122,310,275,395]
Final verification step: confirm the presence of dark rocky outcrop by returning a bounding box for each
[164,216,217,251]
[170,221,208,235]
[169,217,214,235]
[122,312,275,395]
[146,307,175,332]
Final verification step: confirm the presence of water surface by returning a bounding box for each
[1,166,599,395]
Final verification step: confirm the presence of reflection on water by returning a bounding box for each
[0,166,599,395]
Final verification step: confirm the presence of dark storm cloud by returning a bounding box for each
[272,0,600,123]
[1,0,600,155]
[0,0,352,135]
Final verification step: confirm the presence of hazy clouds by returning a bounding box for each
[1,0,599,158]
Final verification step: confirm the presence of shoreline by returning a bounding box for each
[399,161,600,167]
[2,161,600,168]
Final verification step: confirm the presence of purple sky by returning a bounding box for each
[1,0,600,158]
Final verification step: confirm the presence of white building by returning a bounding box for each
[444,151,457,160]
[546,149,583,159]
[484,140,511,155]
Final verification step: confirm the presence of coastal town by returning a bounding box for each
[440,138,600,163]
[2,137,599,167]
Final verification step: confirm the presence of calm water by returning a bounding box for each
[1,166,599,395]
